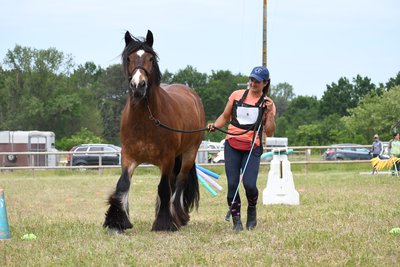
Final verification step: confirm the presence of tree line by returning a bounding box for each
[1,45,399,150]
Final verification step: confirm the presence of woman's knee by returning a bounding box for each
[243,181,258,195]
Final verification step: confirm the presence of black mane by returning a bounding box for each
[122,34,162,87]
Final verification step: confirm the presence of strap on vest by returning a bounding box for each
[238,90,265,107]
[235,90,267,157]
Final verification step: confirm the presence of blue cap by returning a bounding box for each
[249,66,270,82]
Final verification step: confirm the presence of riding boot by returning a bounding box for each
[246,205,257,230]
[232,216,243,232]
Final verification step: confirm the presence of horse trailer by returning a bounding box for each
[0,131,58,167]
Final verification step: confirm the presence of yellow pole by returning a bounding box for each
[262,0,267,67]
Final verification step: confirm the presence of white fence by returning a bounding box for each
[0,145,374,173]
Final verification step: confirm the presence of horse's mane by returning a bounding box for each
[122,35,162,87]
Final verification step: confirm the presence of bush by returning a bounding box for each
[56,128,105,151]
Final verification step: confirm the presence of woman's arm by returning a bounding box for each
[208,100,233,131]
[263,96,276,137]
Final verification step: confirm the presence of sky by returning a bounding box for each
[1,0,399,98]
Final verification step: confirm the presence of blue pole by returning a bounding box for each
[196,165,219,179]
[0,189,11,240]
[261,148,294,159]
[197,174,217,197]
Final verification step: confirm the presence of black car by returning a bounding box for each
[67,144,121,166]
[323,144,372,160]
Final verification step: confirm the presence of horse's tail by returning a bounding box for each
[184,163,200,212]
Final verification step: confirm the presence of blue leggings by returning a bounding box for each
[224,141,260,212]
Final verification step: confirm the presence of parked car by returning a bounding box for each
[323,144,372,160]
[67,144,121,166]
[201,140,224,163]
[213,150,225,163]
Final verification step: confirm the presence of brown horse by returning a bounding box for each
[103,30,206,234]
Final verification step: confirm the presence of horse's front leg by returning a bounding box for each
[152,159,179,231]
[103,163,137,235]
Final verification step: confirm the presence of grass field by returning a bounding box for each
[0,164,399,266]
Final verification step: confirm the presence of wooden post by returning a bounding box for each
[263,0,267,67]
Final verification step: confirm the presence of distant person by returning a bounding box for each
[389,132,400,175]
[208,66,276,232]
[370,134,383,158]
[370,134,383,174]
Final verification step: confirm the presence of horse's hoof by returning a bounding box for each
[151,222,179,232]
[107,228,124,235]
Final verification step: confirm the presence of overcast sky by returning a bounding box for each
[1,0,399,98]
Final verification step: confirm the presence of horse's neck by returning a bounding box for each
[147,86,166,114]
[128,86,163,118]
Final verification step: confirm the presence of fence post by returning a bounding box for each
[99,155,103,176]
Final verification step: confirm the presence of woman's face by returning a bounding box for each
[249,78,267,91]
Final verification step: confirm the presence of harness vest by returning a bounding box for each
[231,89,265,130]
[229,90,266,156]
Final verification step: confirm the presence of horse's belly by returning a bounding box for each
[123,140,166,165]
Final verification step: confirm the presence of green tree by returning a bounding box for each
[95,64,127,144]
[342,86,400,143]
[286,114,352,146]
[56,128,106,151]
[385,71,400,90]
[275,95,320,138]
[352,75,377,103]
[161,69,174,84]
[320,76,377,118]
[165,65,207,90]
[319,77,354,117]
[270,82,295,117]
[1,46,73,131]
[0,45,102,140]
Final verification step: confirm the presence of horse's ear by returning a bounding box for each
[146,30,154,48]
[125,31,133,46]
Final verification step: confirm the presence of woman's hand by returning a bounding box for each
[263,96,276,116]
[207,123,216,132]
[263,96,273,109]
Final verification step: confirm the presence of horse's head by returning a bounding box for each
[122,30,161,102]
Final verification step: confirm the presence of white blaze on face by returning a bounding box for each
[136,50,145,57]
[132,71,142,88]
[131,50,146,88]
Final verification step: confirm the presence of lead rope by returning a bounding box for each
[145,97,257,136]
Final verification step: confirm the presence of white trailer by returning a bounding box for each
[0,131,58,167]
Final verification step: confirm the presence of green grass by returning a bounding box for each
[0,166,399,266]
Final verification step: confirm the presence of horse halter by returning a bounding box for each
[129,65,150,80]
[128,64,151,100]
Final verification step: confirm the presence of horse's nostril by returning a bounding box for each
[139,80,146,88]
[129,80,136,89]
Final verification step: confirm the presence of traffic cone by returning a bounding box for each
[0,189,11,240]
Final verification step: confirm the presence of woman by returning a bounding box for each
[208,66,276,232]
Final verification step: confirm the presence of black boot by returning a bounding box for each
[246,205,257,230]
[232,216,243,232]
